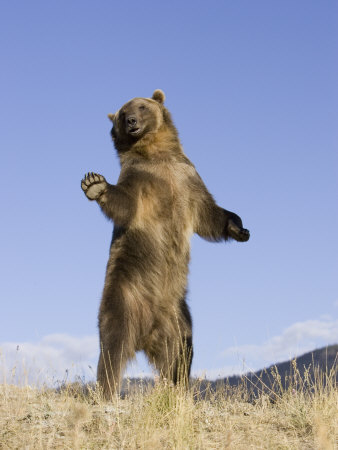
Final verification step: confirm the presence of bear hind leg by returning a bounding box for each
[97,340,131,399]
[147,335,193,387]
[97,312,136,399]
[172,297,194,386]
[171,335,193,386]
[145,299,193,387]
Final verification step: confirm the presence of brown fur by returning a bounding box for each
[81,90,250,398]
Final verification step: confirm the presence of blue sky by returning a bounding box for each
[1,0,337,383]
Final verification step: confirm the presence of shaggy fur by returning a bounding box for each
[81,90,250,398]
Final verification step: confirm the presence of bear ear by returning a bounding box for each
[107,113,115,122]
[152,89,165,104]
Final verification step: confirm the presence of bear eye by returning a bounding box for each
[139,105,146,111]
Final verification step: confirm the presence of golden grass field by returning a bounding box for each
[0,362,337,449]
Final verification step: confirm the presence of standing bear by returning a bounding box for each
[81,90,250,398]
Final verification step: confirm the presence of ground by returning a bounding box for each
[0,366,336,449]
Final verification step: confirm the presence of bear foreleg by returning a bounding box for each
[81,172,136,226]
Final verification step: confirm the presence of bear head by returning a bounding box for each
[107,90,178,156]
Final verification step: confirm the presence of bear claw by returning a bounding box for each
[81,172,107,200]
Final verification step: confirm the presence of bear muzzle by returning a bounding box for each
[126,115,141,136]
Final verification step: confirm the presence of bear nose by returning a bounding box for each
[127,116,137,127]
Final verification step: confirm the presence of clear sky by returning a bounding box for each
[1,0,337,384]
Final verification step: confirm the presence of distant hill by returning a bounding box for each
[214,344,338,399]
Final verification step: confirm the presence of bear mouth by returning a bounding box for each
[128,127,141,136]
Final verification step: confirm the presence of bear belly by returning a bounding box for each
[105,224,188,305]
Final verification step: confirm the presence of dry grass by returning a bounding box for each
[0,365,337,449]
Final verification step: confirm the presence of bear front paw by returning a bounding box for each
[228,220,250,242]
[81,172,107,200]
[236,228,250,242]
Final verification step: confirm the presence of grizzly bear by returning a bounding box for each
[81,89,249,398]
